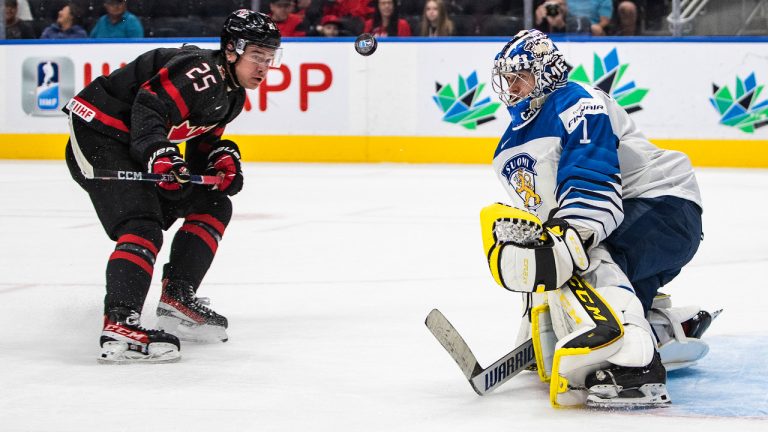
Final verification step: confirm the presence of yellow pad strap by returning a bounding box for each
[531,303,552,383]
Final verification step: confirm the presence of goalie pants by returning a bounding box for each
[603,196,702,313]
[64,125,232,313]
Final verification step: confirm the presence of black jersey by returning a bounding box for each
[63,45,246,166]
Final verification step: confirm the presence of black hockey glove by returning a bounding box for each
[206,140,243,196]
[145,145,191,200]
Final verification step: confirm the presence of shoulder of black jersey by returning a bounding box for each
[165,46,221,67]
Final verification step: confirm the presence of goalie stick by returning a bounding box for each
[425,309,535,395]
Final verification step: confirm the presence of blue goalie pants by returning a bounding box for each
[603,196,703,313]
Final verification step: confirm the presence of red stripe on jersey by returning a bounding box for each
[109,251,154,275]
[72,96,129,132]
[116,234,159,256]
[180,223,218,254]
[158,67,189,118]
[185,214,226,236]
[140,80,157,95]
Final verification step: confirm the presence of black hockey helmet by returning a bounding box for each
[221,9,282,55]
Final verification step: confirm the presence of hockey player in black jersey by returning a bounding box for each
[64,9,282,363]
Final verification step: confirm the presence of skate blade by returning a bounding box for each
[586,384,671,409]
[157,315,227,343]
[175,324,228,344]
[98,342,181,364]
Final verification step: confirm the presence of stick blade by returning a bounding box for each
[469,338,535,395]
[425,309,483,380]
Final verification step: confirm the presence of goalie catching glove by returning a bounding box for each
[480,203,589,292]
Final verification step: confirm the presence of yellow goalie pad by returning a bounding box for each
[530,276,626,408]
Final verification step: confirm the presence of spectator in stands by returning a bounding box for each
[269,0,306,36]
[419,0,454,37]
[41,3,88,39]
[535,0,591,35]
[568,0,613,36]
[324,0,373,20]
[295,0,313,16]
[364,0,411,37]
[90,0,143,38]
[613,0,640,35]
[291,0,321,35]
[319,14,341,37]
[5,0,36,39]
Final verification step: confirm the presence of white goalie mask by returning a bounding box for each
[492,30,570,126]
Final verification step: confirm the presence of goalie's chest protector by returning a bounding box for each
[492,106,562,220]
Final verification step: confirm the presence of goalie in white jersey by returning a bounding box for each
[481,29,715,408]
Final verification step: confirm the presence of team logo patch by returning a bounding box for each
[66,98,95,122]
[167,121,217,143]
[502,153,542,210]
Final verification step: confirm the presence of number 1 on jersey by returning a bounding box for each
[579,118,591,144]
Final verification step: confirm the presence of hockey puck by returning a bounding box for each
[354,33,378,56]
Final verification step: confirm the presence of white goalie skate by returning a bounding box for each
[648,293,721,371]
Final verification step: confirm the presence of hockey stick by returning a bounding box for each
[90,168,222,185]
[425,309,535,395]
[68,113,222,186]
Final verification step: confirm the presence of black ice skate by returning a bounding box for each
[99,306,181,364]
[156,279,229,343]
[584,351,671,409]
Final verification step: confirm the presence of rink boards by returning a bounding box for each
[0,36,767,167]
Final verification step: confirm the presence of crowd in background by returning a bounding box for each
[4,0,673,40]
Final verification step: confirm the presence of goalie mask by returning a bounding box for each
[492,30,569,128]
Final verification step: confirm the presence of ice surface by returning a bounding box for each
[0,161,766,431]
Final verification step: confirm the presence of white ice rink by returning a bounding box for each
[1,161,766,431]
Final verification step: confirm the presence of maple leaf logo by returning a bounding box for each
[167,121,217,143]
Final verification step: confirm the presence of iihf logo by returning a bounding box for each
[22,57,75,117]
[36,61,60,111]
[502,153,542,210]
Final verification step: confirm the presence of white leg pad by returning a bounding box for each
[599,286,656,368]
[546,279,625,407]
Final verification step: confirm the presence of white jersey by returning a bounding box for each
[492,81,702,246]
